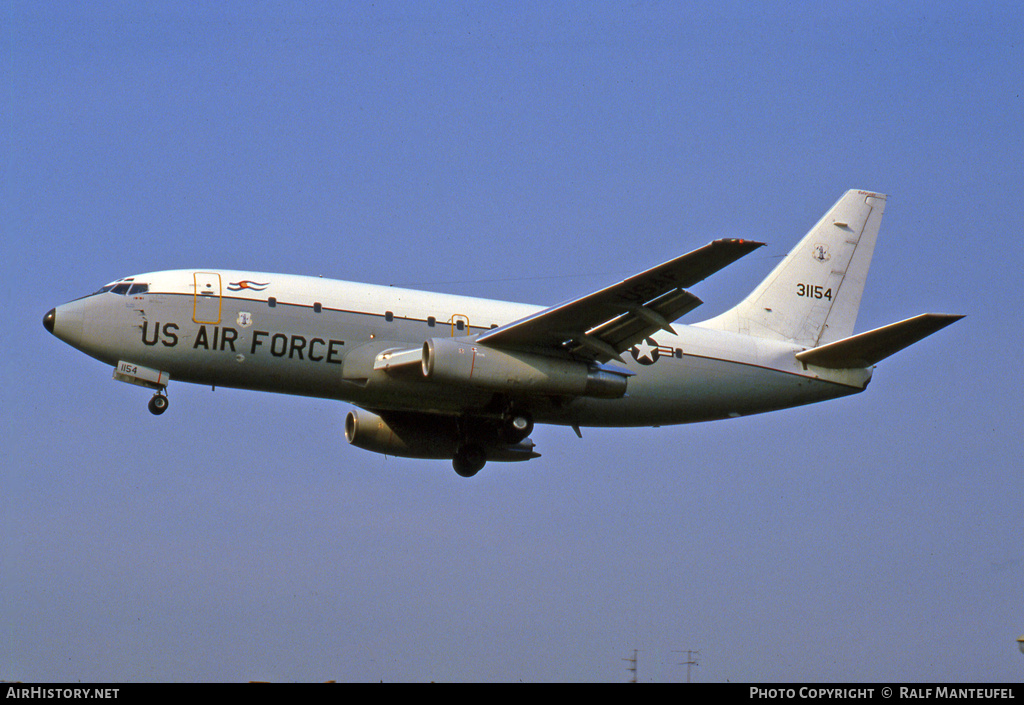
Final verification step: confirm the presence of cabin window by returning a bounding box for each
[268,297,277,307]
[385,311,394,322]
[456,319,465,331]
[427,316,436,327]
[313,302,322,313]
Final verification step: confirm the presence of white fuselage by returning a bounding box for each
[48,268,871,428]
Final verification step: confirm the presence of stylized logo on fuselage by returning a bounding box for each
[227,280,270,292]
[812,244,831,263]
[630,338,661,365]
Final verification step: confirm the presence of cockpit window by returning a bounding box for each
[79,278,150,300]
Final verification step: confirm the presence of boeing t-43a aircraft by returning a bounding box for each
[45,190,960,476]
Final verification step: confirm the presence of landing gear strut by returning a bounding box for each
[148,392,169,416]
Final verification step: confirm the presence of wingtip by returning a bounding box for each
[713,238,766,249]
[926,312,966,324]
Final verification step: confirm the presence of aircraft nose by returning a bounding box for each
[43,308,56,334]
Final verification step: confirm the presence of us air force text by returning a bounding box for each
[142,322,344,363]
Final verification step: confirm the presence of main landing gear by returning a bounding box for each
[450,409,535,477]
[452,444,487,478]
[502,411,534,444]
[148,391,169,416]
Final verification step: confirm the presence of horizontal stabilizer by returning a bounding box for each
[795,313,963,369]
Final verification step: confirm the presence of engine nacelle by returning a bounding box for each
[344,409,538,462]
[345,409,457,459]
[421,338,628,398]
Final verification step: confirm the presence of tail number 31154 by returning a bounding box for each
[796,283,833,300]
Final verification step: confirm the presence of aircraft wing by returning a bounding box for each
[476,238,764,363]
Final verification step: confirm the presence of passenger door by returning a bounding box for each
[193,272,222,325]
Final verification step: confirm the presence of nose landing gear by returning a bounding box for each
[112,362,172,416]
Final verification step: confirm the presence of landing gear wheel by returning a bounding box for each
[453,444,487,478]
[148,393,169,416]
[501,412,534,444]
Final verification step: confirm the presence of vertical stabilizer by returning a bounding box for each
[699,189,887,347]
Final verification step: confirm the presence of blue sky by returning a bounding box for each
[3,1,1022,682]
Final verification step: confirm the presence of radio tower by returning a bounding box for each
[674,649,700,682]
[622,649,638,683]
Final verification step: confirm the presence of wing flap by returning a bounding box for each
[568,288,703,360]
[795,313,963,369]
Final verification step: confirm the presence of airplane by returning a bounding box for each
[43,189,961,477]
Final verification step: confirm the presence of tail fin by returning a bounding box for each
[699,189,887,347]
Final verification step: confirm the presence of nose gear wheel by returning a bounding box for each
[148,392,169,416]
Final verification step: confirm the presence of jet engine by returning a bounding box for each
[345,408,458,460]
[344,409,539,477]
[421,338,628,398]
